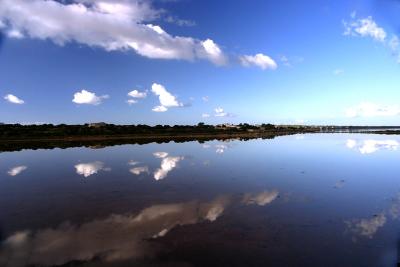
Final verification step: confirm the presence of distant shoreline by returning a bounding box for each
[1,123,400,152]
[0,131,299,152]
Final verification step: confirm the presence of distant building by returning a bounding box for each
[216,123,239,129]
[88,122,107,128]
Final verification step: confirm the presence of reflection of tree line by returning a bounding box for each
[0,135,279,152]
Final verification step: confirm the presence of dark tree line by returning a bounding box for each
[0,122,321,140]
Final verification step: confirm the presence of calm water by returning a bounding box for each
[1,134,400,267]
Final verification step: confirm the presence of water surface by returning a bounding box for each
[1,134,400,267]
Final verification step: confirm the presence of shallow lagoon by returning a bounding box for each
[1,133,400,267]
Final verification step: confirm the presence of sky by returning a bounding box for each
[1,0,400,126]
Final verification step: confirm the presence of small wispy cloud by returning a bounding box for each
[202,96,209,102]
[333,69,344,75]
[343,14,386,42]
[239,53,277,70]
[343,12,400,63]
[165,15,196,27]
[214,107,234,117]
[345,102,400,117]
[279,55,303,67]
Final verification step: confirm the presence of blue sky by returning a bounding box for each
[1,0,400,125]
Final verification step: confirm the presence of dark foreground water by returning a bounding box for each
[1,134,400,267]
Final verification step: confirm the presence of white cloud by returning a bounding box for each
[72,90,109,105]
[202,113,210,118]
[152,105,168,112]
[0,0,226,65]
[199,39,227,66]
[74,161,109,177]
[146,23,165,35]
[7,29,24,39]
[128,89,147,98]
[4,94,24,104]
[7,166,27,176]
[345,102,400,117]
[214,107,226,117]
[346,139,399,154]
[153,152,183,180]
[239,53,277,70]
[126,99,137,105]
[127,89,146,105]
[151,83,183,112]
[343,15,386,42]
[214,107,234,117]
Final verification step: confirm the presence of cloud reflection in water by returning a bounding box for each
[242,190,279,206]
[345,194,400,240]
[153,152,184,180]
[74,161,110,177]
[0,187,282,266]
[130,166,149,175]
[7,166,27,176]
[0,196,232,267]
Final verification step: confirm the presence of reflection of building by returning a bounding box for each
[88,122,107,128]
